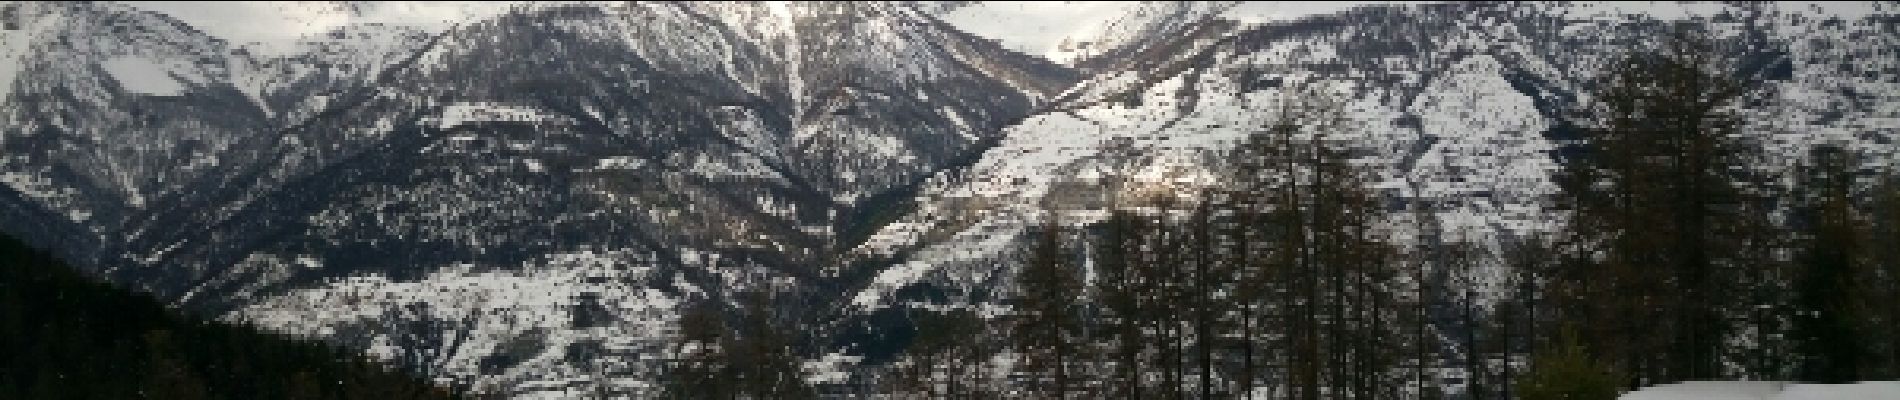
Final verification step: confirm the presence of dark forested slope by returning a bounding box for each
[0,233,458,399]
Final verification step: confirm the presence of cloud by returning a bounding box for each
[121,1,520,55]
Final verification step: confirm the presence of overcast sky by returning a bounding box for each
[119,1,1890,61]
[123,1,520,55]
[122,1,1415,60]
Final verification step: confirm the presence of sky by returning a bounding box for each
[119,1,1416,61]
[122,1,520,56]
[937,1,1410,61]
[115,1,1894,62]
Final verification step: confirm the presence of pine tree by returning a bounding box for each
[1555,27,1755,385]
[667,301,731,399]
[732,291,813,399]
[1496,234,1557,399]
[1866,176,1900,379]
[0,233,456,400]
[1095,209,1147,398]
[1186,190,1237,399]
[1516,332,1623,400]
[1013,214,1082,398]
[1790,145,1863,383]
[1223,82,1400,399]
[910,308,990,399]
[1226,195,1273,398]
[142,330,209,400]
[1441,240,1492,400]
[1729,189,1796,381]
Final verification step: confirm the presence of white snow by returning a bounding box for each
[0,168,88,222]
[0,14,39,101]
[233,249,682,395]
[936,2,1156,61]
[123,1,523,57]
[1217,2,1423,27]
[99,56,191,96]
[591,156,647,171]
[1776,382,1900,400]
[433,102,569,130]
[1549,2,1885,24]
[1405,55,1562,242]
[802,352,863,385]
[1620,381,1900,400]
[294,255,322,270]
[686,152,781,181]
[1040,1,1233,65]
[938,1,1447,65]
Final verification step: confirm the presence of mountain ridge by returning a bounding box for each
[1,1,1896,396]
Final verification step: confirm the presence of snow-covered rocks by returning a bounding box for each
[1621,381,1900,400]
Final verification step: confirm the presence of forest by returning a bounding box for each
[0,233,459,399]
[2,27,1896,400]
[657,33,1900,399]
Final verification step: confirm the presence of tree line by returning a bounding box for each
[0,233,460,400]
[643,31,1895,399]
[872,31,1900,400]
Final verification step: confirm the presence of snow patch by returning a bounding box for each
[431,102,569,130]
[125,1,523,57]
[1219,1,1420,26]
[294,255,322,270]
[937,2,1146,61]
[233,249,680,395]
[100,56,191,96]
[0,169,87,222]
[0,17,37,100]
[802,352,862,385]
[1621,381,1900,400]
[592,156,647,171]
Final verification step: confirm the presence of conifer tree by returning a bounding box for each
[732,291,813,399]
[1866,176,1900,378]
[1555,28,1754,385]
[1517,332,1623,400]
[1013,214,1083,398]
[1224,82,1400,399]
[1094,208,1147,398]
[667,301,731,399]
[1790,145,1863,383]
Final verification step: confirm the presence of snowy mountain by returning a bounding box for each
[3,1,1074,394]
[839,0,1899,387]
[0,1,1895,397]
[850,0,1898,293]
[936,1,1238,69]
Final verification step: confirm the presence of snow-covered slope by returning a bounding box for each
[1620,381,1900,400]
[938,1,1237,68]
[839,0,1900,354]
[0,1,1076,395]
[0,2,271,261]
[0,1,519,263]
[2,1,1897,397]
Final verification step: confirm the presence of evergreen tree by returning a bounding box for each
[1866,176,1900,379]
[667,301,732,399]
[0,233,456,400]
[1729,189,1797,381]
[1094,209,1148,398]
[665,291,812,399]
[887,308,992,399]
[1554,28,1755,385]
[1516,332,1623,400]
[1224,82,1401,399]
[1012,214,1083,398]
[1495,235,1557,399]
[1790,145,1863,382]
[144,330,211,400]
